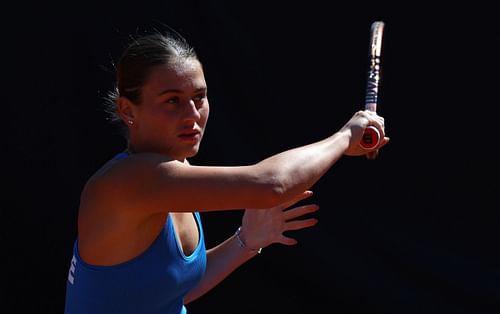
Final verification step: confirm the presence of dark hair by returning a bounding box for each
[103,30,199,135]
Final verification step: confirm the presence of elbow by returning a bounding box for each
[258,175,288,208]
[248,164,290,208]
[270,178,288,205]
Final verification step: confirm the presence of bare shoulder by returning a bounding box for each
[93,152,175,180]
[77,153,177,265]
[80,153,180,213]
[79,151,276,215]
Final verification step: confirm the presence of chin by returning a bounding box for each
[185,146,200,158]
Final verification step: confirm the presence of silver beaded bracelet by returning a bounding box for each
[235,227,262,254]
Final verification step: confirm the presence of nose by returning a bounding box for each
[182,99,201,123]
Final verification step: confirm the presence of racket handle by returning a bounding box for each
[360,125,380,160]
[360,125,380,149]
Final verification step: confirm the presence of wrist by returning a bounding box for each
[336,128,352,143]
[330,130,351,154]
[234,227,262,254]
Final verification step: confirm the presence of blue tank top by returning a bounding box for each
[64,153,207,314]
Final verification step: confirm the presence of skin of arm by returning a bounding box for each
[99,126,362,216]
[104,108,385,217]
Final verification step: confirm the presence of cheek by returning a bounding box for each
[200,106,209,127]
[141,109,174,132]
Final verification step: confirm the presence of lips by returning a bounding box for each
[178,129,201,141]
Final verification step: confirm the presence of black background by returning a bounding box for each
[5,1,499,313]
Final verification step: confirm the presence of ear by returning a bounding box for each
[117,96,137,125]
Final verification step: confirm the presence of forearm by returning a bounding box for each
[183,232,259,304]
[256,131,350,203]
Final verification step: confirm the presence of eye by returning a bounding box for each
[192,93,207,107]
[166,96,180,104]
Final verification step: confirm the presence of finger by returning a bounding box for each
[369,119,384,134]
[283,204,319,221]
[277,190,314,210]
[378,137,390,148]
[284,218,319,231]
[278,235,298,246]
[367,111,384,124]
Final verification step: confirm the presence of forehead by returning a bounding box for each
[143,59,206,94]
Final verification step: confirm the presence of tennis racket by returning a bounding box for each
[360,21,385,159]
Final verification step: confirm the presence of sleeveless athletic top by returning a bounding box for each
[64,152,207,314]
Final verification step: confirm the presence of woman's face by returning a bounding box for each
[129,59,209,161]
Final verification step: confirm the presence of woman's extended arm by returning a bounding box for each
[92,110,387,215]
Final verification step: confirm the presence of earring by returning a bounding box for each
[127,120,134,125]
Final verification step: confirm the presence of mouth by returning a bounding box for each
[178,129,201,142]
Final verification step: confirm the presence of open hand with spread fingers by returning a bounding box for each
[238,191,319,252]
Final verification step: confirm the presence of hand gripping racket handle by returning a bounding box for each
[360,103,380,150]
